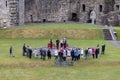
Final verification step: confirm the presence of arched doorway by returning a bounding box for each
[87,10,92,23]
[71,13,78,21]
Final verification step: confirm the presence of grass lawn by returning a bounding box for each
[20,23,100,29]
[0,23,103,39]
[0,39,120,80]
[0,23,120,80]
[114,27,120,40]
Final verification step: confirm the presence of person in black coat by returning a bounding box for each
[63,38,67,49]
[28,47,32,59]
[84,48,88,60]
[23,43,26,56]
[56,39,60,49]
[26,46,29,57]
[42,50,46,61]
[40,49,43,59]
[10,46,14,57]
[47,49,51,59]
[95,45,100,59]
[50,39,53,49]
[71,49,74,61]
[101,44,106,55]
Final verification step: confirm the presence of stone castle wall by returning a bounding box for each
[0,0,10,27]
[24,0,106,23]
[0,0,120,27]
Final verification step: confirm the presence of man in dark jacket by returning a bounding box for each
[71,49,74,61]
[47,49,51,59]
[28,47,32,59]
[84,48,88,60]
[23,43,26,56]
[50,39,53,49]
[101,44,106,55]
[42,50,46,61]
[56,39,60,49]
[95,47,100,58]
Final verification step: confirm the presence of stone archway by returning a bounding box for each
[87,10,92,23]
[71,13,79,21]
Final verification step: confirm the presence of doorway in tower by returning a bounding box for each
[87,10,92,23]
[71,13,78,21]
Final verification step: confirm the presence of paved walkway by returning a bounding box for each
[108,41,120,49]
[97,25,120,49]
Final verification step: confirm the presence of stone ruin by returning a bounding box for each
[0,0,120,27]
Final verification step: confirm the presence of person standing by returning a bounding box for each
[47,49,51,59]
[71,49,74,61]
[50,39,53,49]
[80,48,84,58]
[40,49,43,59]
[74,48,79,61]
[10,46,14,57]
[23,43,26,56]
[54,49,58,60]
[92,48,95,59]
[58,48,64,61]
[56,39,60,49]
[28,46,32,59]
[42,50,46,61]
[95,45,100,59]
[84,48,88,60]
[63,38,67,49]
[63,49,67,61]
[101,44,106,55]
[60,40,63,48]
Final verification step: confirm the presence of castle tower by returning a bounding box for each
[19,0,25,26]
[9,0,19,26]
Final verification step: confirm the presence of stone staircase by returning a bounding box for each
[102,29,113,40]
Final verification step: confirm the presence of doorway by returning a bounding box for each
[87,10,92,23]
[72,13,78,21]
[30,15,33,23]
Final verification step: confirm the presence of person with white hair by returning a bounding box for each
[54,49,58,60]
[33,49,39,58]
[80,48,84,58]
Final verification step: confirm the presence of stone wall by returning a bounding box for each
[0,0,10,27]
[1,0,120,27]
[19,0,24,25]
[24,0,106,23]
[9,0,19,26]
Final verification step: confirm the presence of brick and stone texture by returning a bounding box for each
[0,0,120,27]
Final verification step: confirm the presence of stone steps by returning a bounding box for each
[102,29,113,40]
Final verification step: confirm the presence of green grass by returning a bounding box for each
[0,39,120,80]
[0,23,120,80]
[0,23,103,39]
[21,23,100,29]
[115,28,120,40]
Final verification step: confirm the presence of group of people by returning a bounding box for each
[9,41,106,62]
[55,44,106,61]
[31,44,106,62]
[22,44,33,59]
[49,38,67,49]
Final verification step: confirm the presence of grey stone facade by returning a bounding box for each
[0,0,120,27]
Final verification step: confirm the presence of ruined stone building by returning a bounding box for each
[0,0,120,27]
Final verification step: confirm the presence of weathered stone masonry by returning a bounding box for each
[0,0,120,27]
